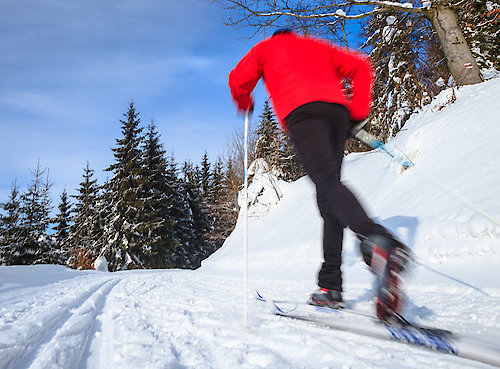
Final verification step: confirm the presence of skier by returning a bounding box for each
[228,28,411,321]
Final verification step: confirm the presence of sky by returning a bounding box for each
[0,0,363,207]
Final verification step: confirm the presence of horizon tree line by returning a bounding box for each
[0,100,303,271]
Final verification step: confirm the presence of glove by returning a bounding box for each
[237,102,254,120]
[236,95,254,116]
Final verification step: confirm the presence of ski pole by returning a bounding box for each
[243,111,249,328]
[353,128,500,228]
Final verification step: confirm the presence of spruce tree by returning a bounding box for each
[139,122,177,268]
[253,101,304,181]
[224,157,241,215]
[52,189,71,263]
[101,102,148,271]
[168,158,196,268]
[69,162,101,268]
[0,182,23,265]
[255,100,281,170]
[181,159,214,268]
[13,162,58,265]
[209,159,238,249]
[200,152,212,199]
[210,159,225,208]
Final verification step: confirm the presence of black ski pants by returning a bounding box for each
[286,102,387,292]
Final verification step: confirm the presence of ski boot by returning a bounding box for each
[309,288,344,309]
[358,234,412,321]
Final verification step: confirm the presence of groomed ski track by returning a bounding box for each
[1,266,499,369]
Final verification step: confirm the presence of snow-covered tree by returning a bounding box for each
[52,188,72,262]
[200,152,212,198]
[216,0,483,85]
[362,10,449,140]
[458,0,499,71]
[101,102,149,271]
[0,182,23,265]
[254,101,304,180]
[255,100,281,170]
[139,122,177,268]
[169,159,196,268]
[209,159,238,249]
[177,159,215,268]
[19,162,57,264]
[68,162,102,268]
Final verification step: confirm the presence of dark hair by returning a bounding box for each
[272,27,294,37]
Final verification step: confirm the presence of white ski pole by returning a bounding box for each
[243,111,249,328]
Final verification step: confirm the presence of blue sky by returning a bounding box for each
[0,0,363,206]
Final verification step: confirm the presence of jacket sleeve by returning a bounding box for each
[228,43,264,112]
[331,46,374,121]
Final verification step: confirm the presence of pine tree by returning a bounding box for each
[196,154,217,264]
[182,162,214,268]
[200,152,212,199]
[0,182,23,265]
[169,158,196,268]
[52,189,71,263]
[210,159,225,208]
[253,101,305,181]
[18,162,56,265]
[101,102,148,271]
[69,162,101,268]
[255,100,281,170]
[139,122,177,268]
[224,157,241,215]
[209,159,238,249]
[185,157,216,268]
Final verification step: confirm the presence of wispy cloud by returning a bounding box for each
[0,0,261,205]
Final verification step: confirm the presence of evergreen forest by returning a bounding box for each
[0,101,302,271]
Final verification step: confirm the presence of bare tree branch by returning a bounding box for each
[217,0,426,26]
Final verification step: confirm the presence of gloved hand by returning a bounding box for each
[236,96,254,117]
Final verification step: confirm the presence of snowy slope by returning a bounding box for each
[1,79,500,369]
[202,78,500,283]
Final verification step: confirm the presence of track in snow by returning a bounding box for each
[0,275,119,369]
[1,268,499,369]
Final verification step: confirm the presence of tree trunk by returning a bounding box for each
[426,5,482,85]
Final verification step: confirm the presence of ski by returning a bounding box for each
[256,290,377,320]
[256,291,500,367]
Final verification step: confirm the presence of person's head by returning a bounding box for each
[272,27,294,37]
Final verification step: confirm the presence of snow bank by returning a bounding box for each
[201,78,500,283]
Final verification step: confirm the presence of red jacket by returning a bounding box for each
[228,32,374,129]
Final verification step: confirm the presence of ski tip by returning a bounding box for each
[273,302,287,315]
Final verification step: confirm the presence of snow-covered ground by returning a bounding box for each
[1,78,500,368]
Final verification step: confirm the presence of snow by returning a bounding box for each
[1,78,500,368]
[93,256,108,272]
[335,9,347,17]
[386,15,397,26]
